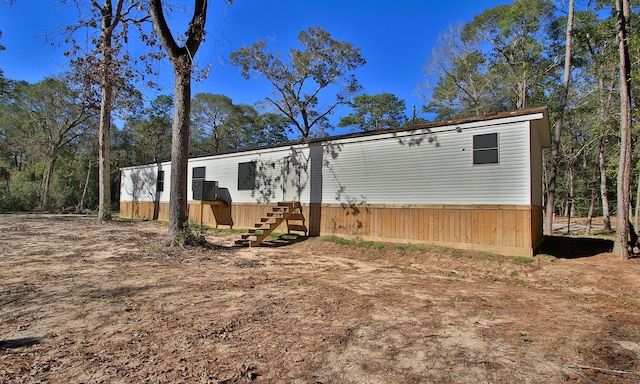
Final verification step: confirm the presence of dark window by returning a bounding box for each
[156,170,165,192]
[473,133,498,164]
[238,161,256,190]
[192,166,206,179]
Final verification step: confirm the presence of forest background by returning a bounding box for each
[0,0,637,252]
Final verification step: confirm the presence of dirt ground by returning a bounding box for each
[1,214,640,383]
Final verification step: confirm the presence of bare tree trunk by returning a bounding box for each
[167,56,192,243]
[545,0,574,236]
[42,152,58,211]
[99,3,112,220]
[98,78,113,220]
[613,0,633,258]
[595,73,616,232]
[93,0,148,221]
[79,159,92,211]
[566,164,575,234]
[598,136,612,231]
[150,0,208,246]
[586,157,598,235]
[635,175,640,229]
[0,167,10,197]
[542,155,548,206]
[96,0,118,222]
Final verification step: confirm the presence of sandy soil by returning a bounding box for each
[1,213,640,383]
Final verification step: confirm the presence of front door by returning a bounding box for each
[283,156,300,202]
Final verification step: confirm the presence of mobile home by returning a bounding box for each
[120,107,551,256]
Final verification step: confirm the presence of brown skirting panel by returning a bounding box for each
[305,203,541,257]
[119,200,167,222]
[120,201,543,256]
[530,205,544,251]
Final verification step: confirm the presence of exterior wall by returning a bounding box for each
[120,120,536,207]
[119,147,312,204]
[120,163,169,203]
[185,145,311,204]
[318,122,531,206]
[120,110,549,256]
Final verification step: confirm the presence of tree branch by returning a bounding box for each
[149,0,181,58]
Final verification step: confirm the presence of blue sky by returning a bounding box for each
[0,0,508,132]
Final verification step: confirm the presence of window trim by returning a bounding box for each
[192,166,206,179]
[238,161,257,190]
[472,133,499,165]
[156,170,165,192]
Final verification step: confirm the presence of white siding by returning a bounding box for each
[121,114,543,207]
[319,122,531,205]
[120,162,169,202]
[185,145,311,203]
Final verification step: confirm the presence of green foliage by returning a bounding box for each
[177,221,208,247]
[513,278,529,287]
[0,166,41,212]
[395,244,426,252]
[321,236,386,249]
[339,93,407,131]
[121,95,173,164]
[510,256,535,265]
[190,93,237,155]
[190,94,289,156]
[357,240,386,249]
[205,226,246,234]
[54,151,97,209]
[0,75,97,212]
[423,25,505,120]
[322,235,354,245]
[0,149,99,213]
[231,26,366,138]
[424,0,556,118]
[252,113,290,147]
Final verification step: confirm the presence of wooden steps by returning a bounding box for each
[235,202,307,247]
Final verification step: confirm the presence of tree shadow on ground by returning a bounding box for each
[538,236,614,259]
[258,235,309,248]
[0,337,41,349]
